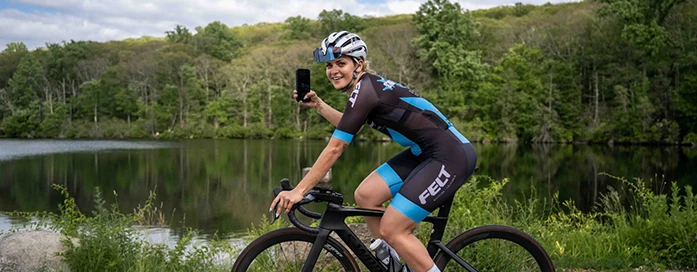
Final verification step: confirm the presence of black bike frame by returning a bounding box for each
[300,196,477,272]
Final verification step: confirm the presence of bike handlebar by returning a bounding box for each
[271,178,343,233]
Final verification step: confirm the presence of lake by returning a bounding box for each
[1,139,695,240]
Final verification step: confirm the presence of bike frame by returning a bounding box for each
[301,196,478,272]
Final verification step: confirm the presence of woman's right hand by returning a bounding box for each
[294,90,320,108]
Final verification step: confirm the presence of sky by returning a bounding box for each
[0,0,575,50]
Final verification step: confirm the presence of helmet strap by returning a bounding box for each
[340,58,362,93]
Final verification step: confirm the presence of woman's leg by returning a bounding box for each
[379,206,434,272]
[380,154,472,272]
[354,170,392,237]
[355,149,422,238]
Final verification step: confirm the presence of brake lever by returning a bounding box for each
[271,205,281,224]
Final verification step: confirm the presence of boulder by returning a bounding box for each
[0,230,72,272]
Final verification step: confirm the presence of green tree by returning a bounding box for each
[413,0,488,119]
[193,21,243,62]
[166,25,194,44]
[675,72,697,135]
[8,53,43,109]
[3,42,28,53]
[317,9,366,36]
[0,42,29,98]
[284,16,312,40]
[597,0,686,56]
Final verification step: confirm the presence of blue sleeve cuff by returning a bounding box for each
[332,129,354,142]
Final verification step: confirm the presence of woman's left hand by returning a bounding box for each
[269,189,305,216]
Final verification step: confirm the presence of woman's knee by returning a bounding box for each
[354,186,371,207]
[378,221,407,245]
[354,172,390,208]
[379,207,418,245]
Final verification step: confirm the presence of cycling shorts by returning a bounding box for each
[376,142,477,223]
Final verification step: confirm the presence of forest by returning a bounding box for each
[0,0,695,144]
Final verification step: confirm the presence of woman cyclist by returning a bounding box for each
[270,31,477,272]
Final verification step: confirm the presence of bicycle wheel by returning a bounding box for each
[433,225,555,272]
[232,227,360,272]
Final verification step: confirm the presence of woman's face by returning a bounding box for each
[325,56,361,90]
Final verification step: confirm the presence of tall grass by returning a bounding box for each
[237,175,697,271]
[19,184,237,272]
[418,174,697,271]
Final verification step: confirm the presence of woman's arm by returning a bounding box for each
[296,90,343,127]
[295,137,346,195]
[270,137,348,215]
[313,97,342,127]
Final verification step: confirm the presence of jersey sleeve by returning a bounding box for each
[332,79,379,143]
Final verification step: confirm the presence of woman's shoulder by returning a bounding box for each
[364,73,409,92]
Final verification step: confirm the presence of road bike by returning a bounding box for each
[232,178,555,271]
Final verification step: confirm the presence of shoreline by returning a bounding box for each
[1,136,694,147]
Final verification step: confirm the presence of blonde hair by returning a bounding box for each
[340,55,375,74]
[357,58,374,74]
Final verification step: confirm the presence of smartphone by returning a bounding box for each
[296,68,311,103]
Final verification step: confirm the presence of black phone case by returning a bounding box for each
[296,69,311,103]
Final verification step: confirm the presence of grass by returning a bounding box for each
[411,174,697,271]
[237,174,696,271]
[10,184,237,272]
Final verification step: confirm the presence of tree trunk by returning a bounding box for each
[243,95,248,127]
[44,86,54,114]
[267,90,273,127]
[69,80,76,124]
[296,104,301,130]
[179,89,184,126]
[594,68,599,125]
[93,103,98,130]
[62,79,66,105]
[548,72,553,113]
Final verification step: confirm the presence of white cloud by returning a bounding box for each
[1,0,575,50]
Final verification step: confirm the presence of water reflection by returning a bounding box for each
[0,139,695,238]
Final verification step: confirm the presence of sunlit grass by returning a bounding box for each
[241,174,697,271]
[12,185,237,272]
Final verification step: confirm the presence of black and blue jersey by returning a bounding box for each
[331,73,477,222]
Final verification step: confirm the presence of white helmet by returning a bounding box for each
[313,31,368,63]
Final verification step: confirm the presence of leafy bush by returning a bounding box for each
[2,109,40,138]
[25,185,236,272]
[683,132,697,145]
[274,126,301,139]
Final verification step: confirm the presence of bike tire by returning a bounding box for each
[433,225,555,272]
[232,227,360,272]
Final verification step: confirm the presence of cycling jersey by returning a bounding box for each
[331,73,478,223]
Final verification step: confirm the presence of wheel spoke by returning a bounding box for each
[436,226,554,272]
[234,229,355,272]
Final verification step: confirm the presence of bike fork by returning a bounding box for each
[302,229,331,272]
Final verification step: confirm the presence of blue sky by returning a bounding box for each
[0,0,577,50]
[0,0,58,14]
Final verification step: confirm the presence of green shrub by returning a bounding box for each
[25,185,236,272]
[274,126,301,139]
[248,123,273,139]
[683,132,697,145]
[2,109,40,138]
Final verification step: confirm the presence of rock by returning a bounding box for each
[0,230,72,272]
[302,167,332,184]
